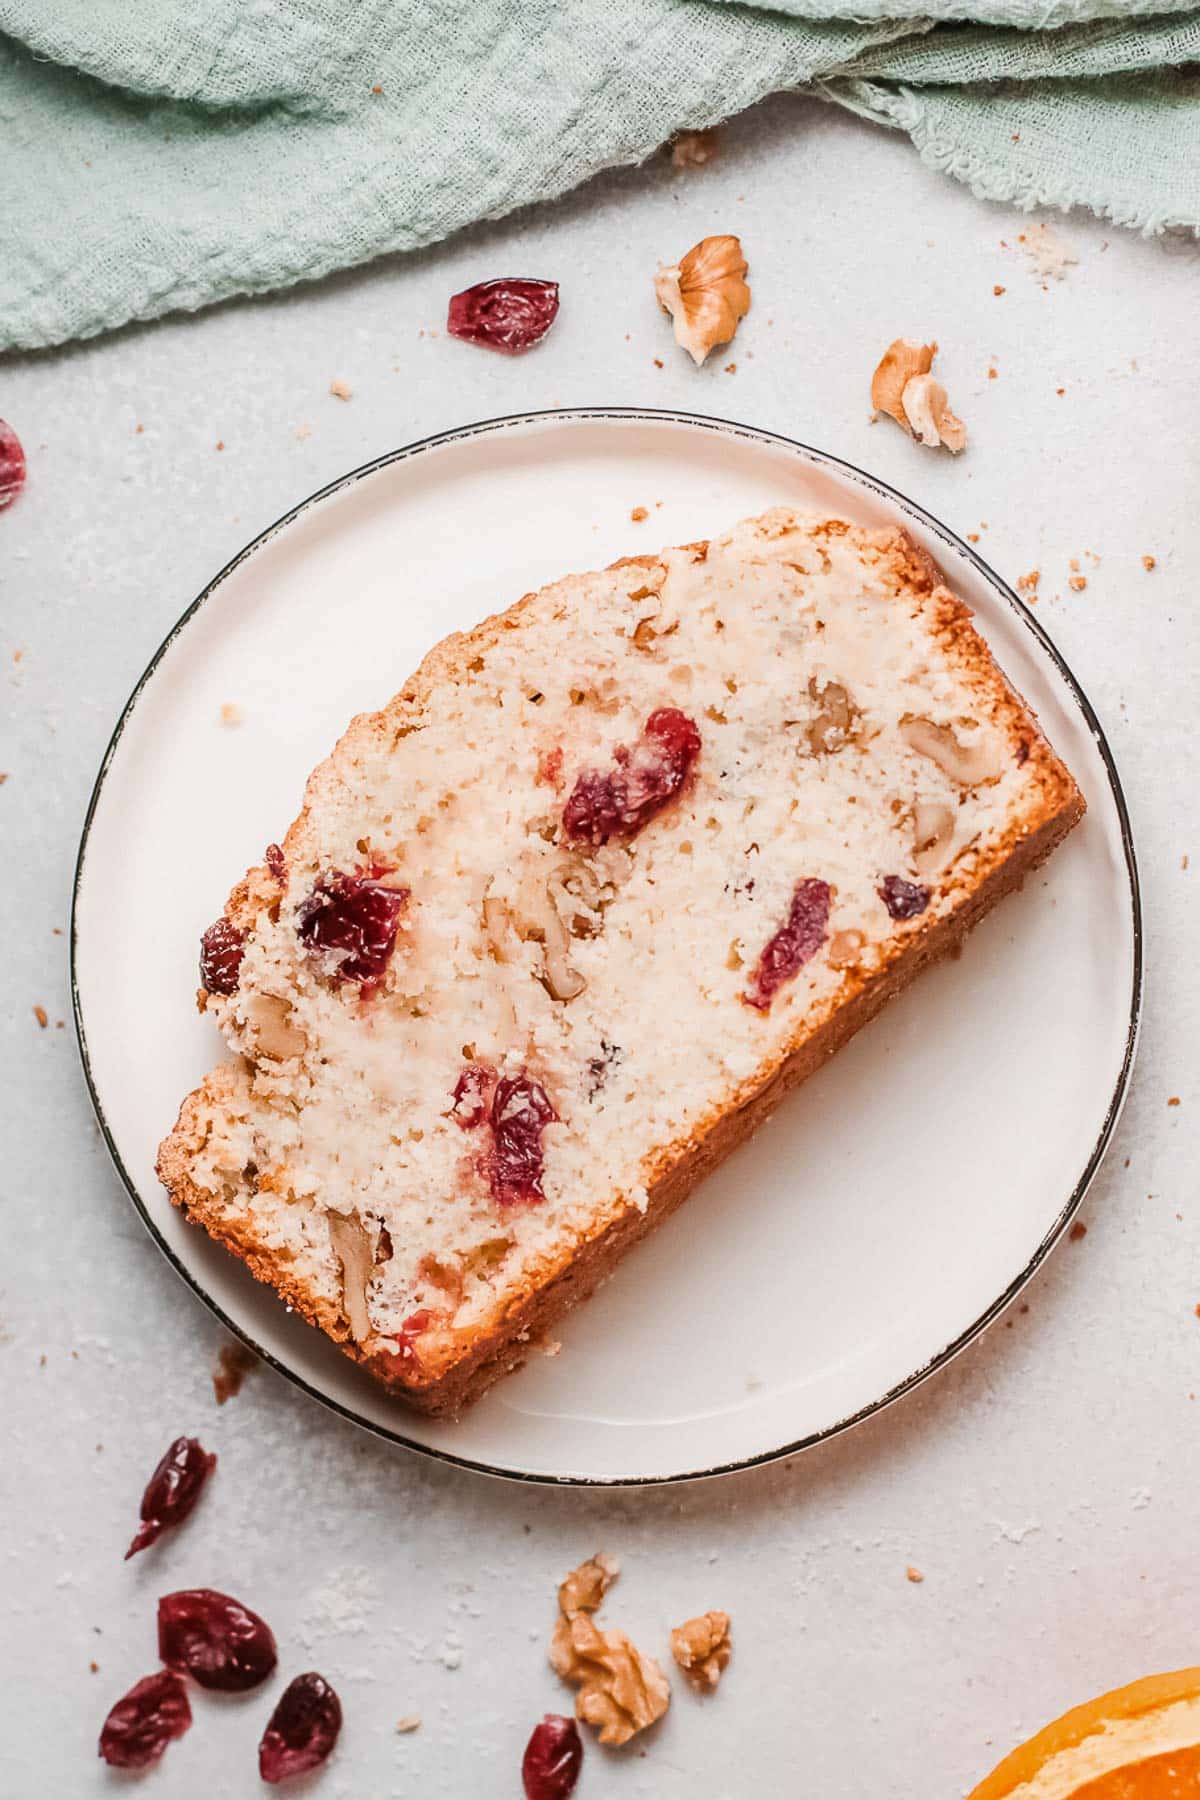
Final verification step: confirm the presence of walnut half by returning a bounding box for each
[670,1611,732,1690]
[550,1612,670,1746]
[550,1553,670,1746]
[655,235,750,366]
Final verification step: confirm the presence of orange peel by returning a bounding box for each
[969,1668,1200,1799]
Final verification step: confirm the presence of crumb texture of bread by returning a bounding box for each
[158,508,1084,1412]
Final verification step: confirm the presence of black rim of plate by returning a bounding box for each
[71,407,1143,1487]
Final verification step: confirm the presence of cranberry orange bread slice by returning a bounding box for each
[157,508,1084,1415]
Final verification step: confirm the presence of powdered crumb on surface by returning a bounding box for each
[1016,570,1040,593]
[219,702,243,728]
[630,506,649,522]
[905,1565,924,1584]
[212,1339,257,1403]
[33,1004,48,1028]
[329,379,353,401]
[1020,220,1079,282]
[295,423,313,440]
[300,1566,377,1649]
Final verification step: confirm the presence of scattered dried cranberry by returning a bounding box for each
[522,1713,583,1800]
[562,708,701,846]
[879,875,931,921]
[297,866,408,987]
[745,877,832,1010]
[447,278,560,353]
[0,419,26,509]
[200,917,245,994]
[451,1062,496,1129]
[125,1435,217,1560]
[490,1072,558,1206]
[265,842,286,882]
[158,1589,277,1692]
[98,1669,192,1769]
[259,1672,343,1784]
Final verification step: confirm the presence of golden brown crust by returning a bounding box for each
[163,514,1085,1417]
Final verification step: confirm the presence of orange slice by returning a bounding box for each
[969,1669,1200,1798]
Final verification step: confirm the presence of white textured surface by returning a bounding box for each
[1,94,1197,1796]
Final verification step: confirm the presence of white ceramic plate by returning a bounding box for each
[73,410,1140,1485]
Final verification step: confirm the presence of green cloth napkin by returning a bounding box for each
[1,0,1198,352]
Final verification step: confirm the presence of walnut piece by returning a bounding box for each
[871,338,935,431]
[244,990,306,1060]
[805,677,860,756]
[654,235,750,367]
[559,1552,620,1619]
[871,338,967,453]
[901,715,1003,787]
[550,1613,670,1746]
[902,373,967,454]
[912,800,956,876]
[670,1611,732,1690]
[827,928,866,969]
[550,1553,669,1746]
[670,129,719,169]
[328,1211,374,1343]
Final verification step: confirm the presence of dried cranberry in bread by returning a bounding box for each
[157,509,1083,1414]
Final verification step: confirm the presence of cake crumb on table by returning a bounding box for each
[329,378,353,401]
[33,1004,48,1028]
[1069,1221,1088,1241]
[396,1715,421,1733]
[1168,1096,1181,1107]
[1017,570,1040,593]
[1068,575,1087,592]
[219,702,243,728]
[1142,553,1157,570]
[630,506,649,522]
[906,1565,925,1584]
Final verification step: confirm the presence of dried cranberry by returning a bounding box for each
[383,1308,434,1376]
[125,1435,216,1560]
[490,1073,557,1206]
[200,917,245,994]
[259,1672,342,1784]
[447,278,559,354]
[98,1669,192,1769]
[158,1589,277,1692]
[265,842,286,882]
[523,1714,583,1800]
[0,419,26,510]
[297,866,408,987]
[879,875,930,920]
[745,877,832,1010]
[451,1062,496,1129]
[562,708,701,846]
